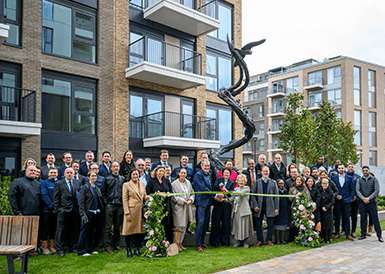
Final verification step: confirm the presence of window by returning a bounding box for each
[272,99,283,113]
[354,110,361,146]
[309,91,322,107]
[42,0,96,63]
[272,80,283,93]
[327,89,341,105]
[308,70,322,85]
[248,89,258,101]
[335,109,342,119]
[206,104,232,145]
[260,88,267,98]
[253,103,264,118]
[42,72,96,134]
[286,77,299,94]
[0,61,20,121]
[272,136,279,149]
[354,66,360,106]
[243,106,251,118]
[369,112,376,147]
[243,140,252,152]
[356,150,362,167]
[1,0,21,45]
[258,139,265,151]
[369,151,377,166]
[327,66,341,84]
[368,70,376,108]
[207,0,232,41]
[272,119,283,131]
[206,52,232,91]
[255,121,264,135]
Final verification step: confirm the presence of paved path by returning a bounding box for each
[216,232,384,274]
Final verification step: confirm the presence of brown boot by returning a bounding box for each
[368,226,373,236]
[41,240,53,255]
[48,239,56,253]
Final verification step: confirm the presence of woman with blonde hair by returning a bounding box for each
[19,158,37,178]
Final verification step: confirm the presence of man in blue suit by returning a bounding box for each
[193,159,215,252]
[171,155,194,182]
[79,151,94,176]
[151,149,173,171]
[57,152,73,180]
[99,151,112,178]
[310,155,328,172]
[331,164,355,241]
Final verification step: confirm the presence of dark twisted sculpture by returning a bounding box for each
[209,36,266,173]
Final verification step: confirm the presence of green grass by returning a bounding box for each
[2,221,385,274]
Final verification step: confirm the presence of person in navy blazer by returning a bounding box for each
[57,152,73,180]
[151,149,173,171]
[331,164,355,240]
[210,167,234,247]
[193,160,214,252]
[79,151,95,177]
[99,151,113,178]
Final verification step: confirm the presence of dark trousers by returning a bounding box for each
[350,199,358,233]
[322,229,332,241]
[104,204,123,249]
[78,212,103,255]
[56,210,79,253]
[210,203,231,246]
[162,216,174,244]
[334,200,351,236]
[359,201,382,238]
[125,234,141,250]
[255,206,274,243]
[196,206,211,247]
[41,213,57,240]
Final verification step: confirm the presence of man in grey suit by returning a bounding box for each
[41,153,56,180]
[251,165,279,247]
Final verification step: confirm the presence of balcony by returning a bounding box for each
[267,107,285,117]
[126,36,205,89]
[0,23,10,44]
[304,101,321,110]
[267,88,285,98]
[0,86,42,137]
[133,0,220,36]
[303,78,324,90]
[130,110,221,149]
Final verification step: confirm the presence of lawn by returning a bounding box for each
[1,221,384,274]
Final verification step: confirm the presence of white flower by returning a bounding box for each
[149,196,154,202]
[298,205,305,211]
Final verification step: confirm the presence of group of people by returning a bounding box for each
[8,150,383,258]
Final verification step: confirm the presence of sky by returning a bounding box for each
[242,0,385,75]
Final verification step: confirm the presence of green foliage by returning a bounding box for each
[0,176,13,215]
[143,194,170,256]
[292,194,322,248]
[278,94,358,166]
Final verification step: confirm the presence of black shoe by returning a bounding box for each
[127,249,133,258]
[69,249,77,253]
[186,229,192,234]
[133,247,141,257]
[358,235,367,240]
[58,252,65,258]
[379,237,384,242]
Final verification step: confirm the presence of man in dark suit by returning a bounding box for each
[171,155,195,182]
[41,153,56,180]
[285,168,299,191]
[57,152,73,180]
[164,165,174,183]
[99,151,112,178]
[256,154,267,179]
[79,151,94,176]
[251,165,279,246]
[193,159,215,252]
[194,152,216,185]
[151,149,173,171]
[269,153,287,181]
[137,159,151,187]
[53,167,82,257]
[331,164,355,241]
[71,161,85,184]
[242,159,258,188]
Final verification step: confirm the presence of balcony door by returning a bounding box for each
[0,62,20,121]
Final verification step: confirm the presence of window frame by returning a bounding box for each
[327,66,341,84]
[1,0,22,46]
[206,50,232,92]
[206,0,233,42]
[206,102,232,145]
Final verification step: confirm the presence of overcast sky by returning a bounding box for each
[242,0,385,75]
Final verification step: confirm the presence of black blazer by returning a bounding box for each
[78,182,106,217]
[119,161,135,178]
[269,163,287,181]
[53,179,81,213]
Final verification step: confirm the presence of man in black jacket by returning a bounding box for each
[101,161,126,254]
[284,168,299,191]
[269,154,287,181]
[41,153,56,180]
[53,167,81,257]
[242,159,258,188]
[194,152,216,185]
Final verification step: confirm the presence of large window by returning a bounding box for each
[206,104,232,145]
[327,66,341,84]
[327,89,341,105]
[253,103,264,118]
[309,91,322,107]
[369,151,377,166]
[354,110,361,146]
[42,0,96,63]
[272,99,284,113]
[248,89,257,101]
[207,0,232,41]
[308,70,322,85]
[272,119,283,131]
[260,88,267,98]
[1,0,21,45]
[0,61,20,121]
[369,112,376,147]
[368,70,376,108]
[272,80,283,94]
[354,66,360,106]
[42,72,96,134]
[335,109,342,119]
[206,52,232,91]
[255,121,264,135]
[286,77,299,94]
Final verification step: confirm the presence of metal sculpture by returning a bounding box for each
[209,36,265,173]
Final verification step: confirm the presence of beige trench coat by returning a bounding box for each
[171,179,195,227]
[122,180,148,235]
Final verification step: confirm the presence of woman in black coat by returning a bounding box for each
[120,150,135,179]
[274,179,289,245]
[319,178,335,244]
[146,165,174,244]
[306,177,321,227]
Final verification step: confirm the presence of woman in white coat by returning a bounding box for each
[171,168,195,251]
[230,174,253,248]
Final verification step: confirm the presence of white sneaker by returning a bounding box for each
[92,251,99,255]
[243,243,249,249]
[82,253,91,257]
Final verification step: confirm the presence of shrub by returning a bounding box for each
[0,176,13,215]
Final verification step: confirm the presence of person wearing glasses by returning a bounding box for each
[136,159,150,187]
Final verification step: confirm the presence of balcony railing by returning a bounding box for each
[0,86,36,122]
[130,110,217,140]
[267,106,285,115]
[129,36,202,75]
[304,77,324,87]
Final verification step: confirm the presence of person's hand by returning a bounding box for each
[217,193,224,198]
[275,209,279,216]
[297,192,302,196]
[81,215,88,225]
[126,213,132,221]
[219,183,224,188]
[353,196,357,202]
[322,207,327,212]
[363,197,370,204]
[17,213,22,216]
[166,192,170,197]
[52,210,57,214]
[254,207,260,212]
[312,206,316,212]
[336,195,342,200]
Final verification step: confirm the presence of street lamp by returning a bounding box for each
[253,136,258,164]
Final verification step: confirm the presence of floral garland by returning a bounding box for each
[292,193,321,248]
[143,194,170,257]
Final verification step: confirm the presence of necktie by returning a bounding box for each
[251,170,254,188]
[69,181,73,195]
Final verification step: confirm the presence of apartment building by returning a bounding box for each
[0,0,243,177]
[243,56,385,168]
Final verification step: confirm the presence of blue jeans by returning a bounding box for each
[359,200,382,238]
[196,206,211,247]
[254,206,274,243]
